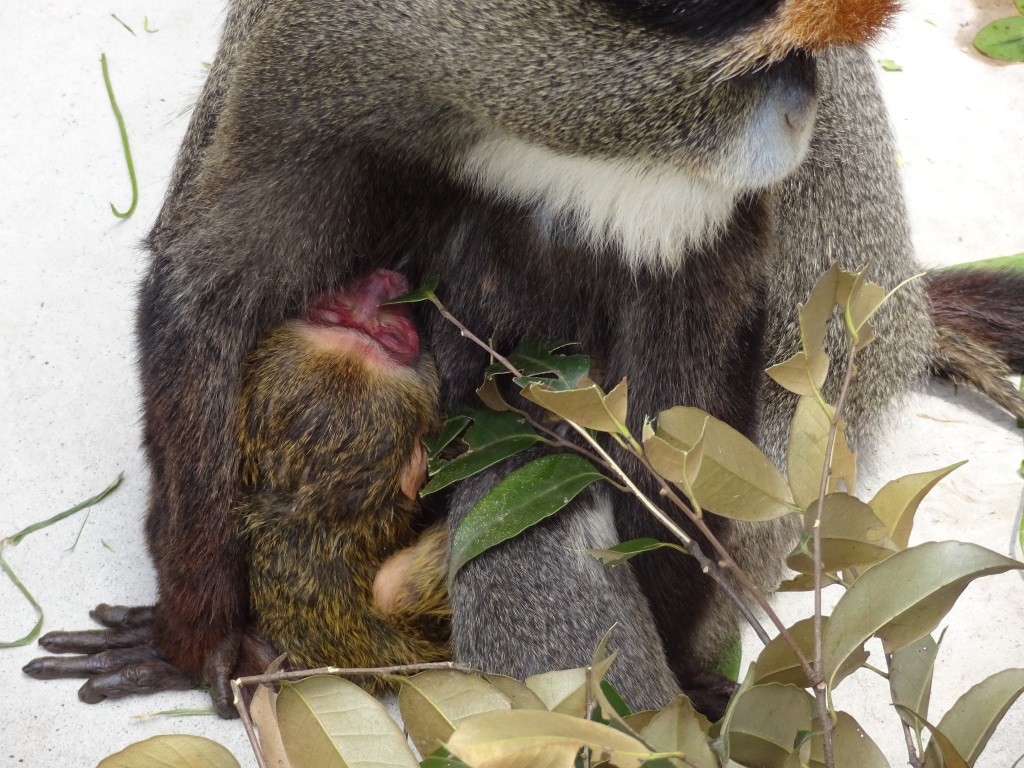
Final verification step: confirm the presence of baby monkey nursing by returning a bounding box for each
[237,268,450,679]
[26,269,450,698]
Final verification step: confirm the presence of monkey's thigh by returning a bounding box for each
[448,470,680,712]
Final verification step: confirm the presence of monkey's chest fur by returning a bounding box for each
[234,323,449,678]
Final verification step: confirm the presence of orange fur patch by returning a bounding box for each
[775,0,899,49]
[714,0,900,77]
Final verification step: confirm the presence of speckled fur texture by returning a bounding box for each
[132,0,947,720]
[235,321,449,681]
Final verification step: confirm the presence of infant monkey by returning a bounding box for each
[237,267,450,678]
[26,269,449,700]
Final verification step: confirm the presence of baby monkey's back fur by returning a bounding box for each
[236,322,449,679]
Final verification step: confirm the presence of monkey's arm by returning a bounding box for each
[20,0,320,718]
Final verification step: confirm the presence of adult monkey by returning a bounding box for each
[25,0,1018,720]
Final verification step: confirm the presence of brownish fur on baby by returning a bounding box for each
[234,288,449,683]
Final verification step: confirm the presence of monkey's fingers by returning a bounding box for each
[204,632,243,719]
[76,660,196,704]
[89,603,157,629]
[23,646,164,680]
[36,623,153,654]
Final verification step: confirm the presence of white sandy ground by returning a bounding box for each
[0,0,1022,765]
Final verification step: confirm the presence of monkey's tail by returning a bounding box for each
[927,268,1024,421]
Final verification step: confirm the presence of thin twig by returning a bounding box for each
[235,660,471,689]
[231,677,267,768]
[431,299,519,375]
[885,652,924,768]
[811,345,859,768]
[521,413,610,469]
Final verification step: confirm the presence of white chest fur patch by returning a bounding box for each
[460,135,739,270]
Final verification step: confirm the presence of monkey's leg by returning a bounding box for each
[23,605,196,702]
[374,522,451,645]
[448,467,681,714]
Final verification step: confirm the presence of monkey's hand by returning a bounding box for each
[22,603,251,719]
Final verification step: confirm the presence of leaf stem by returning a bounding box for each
[430,298,520,377]
[811,343,858,768]
[885,652,924,768]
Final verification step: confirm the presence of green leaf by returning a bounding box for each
[423,410,540,495]
[713,632,743,683]
[587,538,680,567]
[420,754,472,768]
[110,13,136,35]
[836,266,887,349]
[420,753,472,768]
[598,681,633,719]
[889,633,942,734]
[973,17,1024,62]
[584,631,627,726]
[809,712,889,768]
[382,277,439,304]
[787,495,898,574]
[98,735,240,768]
[922,668,1024,767]
[1,474,124,648]
[447,454,605,584]
[644,417,706,488]
[754,617,868,689]
[481,675,549,710]
[823,542,1024,685]
[940,253,1024,273]
[725,684,815,768]
[476,377,517,413]
[765,264,839,397]
[1017,0,1024,16]
[277,676,419,768]
[445,710,658,768]
[424,415,472,462]
[656,407,796,520]
[775,572,842,593]
[896,707,969,768]
[713,665,756,764]
[524,668,587,713]
[523,634,620,719]
[101,54,138,219]
[6,473,123,545]
[521,377,627,433]
[878,58,903,71]
[397,671,514,759]
[786,397,855,509]
[868,463,965,549]
[639,696,717,768]
[487,339,589,390]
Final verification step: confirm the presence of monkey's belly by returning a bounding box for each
[244,522,450,684]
